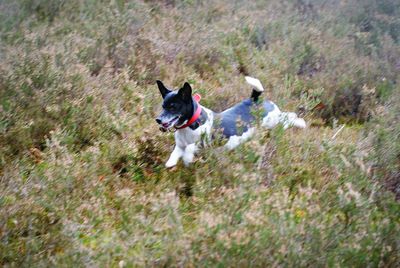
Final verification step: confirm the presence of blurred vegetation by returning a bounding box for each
[0,0,399,266]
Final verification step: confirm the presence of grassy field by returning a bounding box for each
[1,0,399,266]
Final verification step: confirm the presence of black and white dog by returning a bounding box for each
[156,77,306,167]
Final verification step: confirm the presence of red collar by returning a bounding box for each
[175,94,202,129]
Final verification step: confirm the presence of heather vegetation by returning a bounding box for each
[0,0,399,266]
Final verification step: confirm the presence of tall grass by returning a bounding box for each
[0,0,399,266]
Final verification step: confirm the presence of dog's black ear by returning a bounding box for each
[156,80,171,98]
[178,82,192,102]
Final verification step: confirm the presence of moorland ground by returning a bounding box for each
[0,0,399,266]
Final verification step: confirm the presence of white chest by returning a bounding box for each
[174,106,213,148]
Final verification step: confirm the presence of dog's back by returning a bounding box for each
[214,76,279,138]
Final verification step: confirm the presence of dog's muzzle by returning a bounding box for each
[159,126,176,132]
[156,115,180,131]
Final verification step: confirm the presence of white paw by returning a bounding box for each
[165,159,177,168]
[294,118,306,128]
[183,159,193,166]
[182,153,195,166]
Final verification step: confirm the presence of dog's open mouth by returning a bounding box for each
[161,116,180,130]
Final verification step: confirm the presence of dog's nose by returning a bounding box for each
[155,118,162,124]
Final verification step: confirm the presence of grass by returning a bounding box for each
[0,0,399,266]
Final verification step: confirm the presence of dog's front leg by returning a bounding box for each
[182,143,198,166]
[166,145,184,168]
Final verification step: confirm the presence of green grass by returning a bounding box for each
[0,0,399,266]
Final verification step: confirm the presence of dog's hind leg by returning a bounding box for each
[280,112,306,129]
[166,145,184,168]
[224,127,255,150]
[262,107,282,129]
[262,108,306,130]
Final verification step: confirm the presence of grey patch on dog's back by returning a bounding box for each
[215,99,275,138]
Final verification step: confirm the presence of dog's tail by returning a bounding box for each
[245,76,264,102]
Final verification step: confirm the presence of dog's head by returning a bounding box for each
[155,80,194,130]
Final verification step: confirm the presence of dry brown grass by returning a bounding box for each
[0,0,399,266]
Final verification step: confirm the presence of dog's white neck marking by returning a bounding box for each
[175,106,213,147]
[165,106,214,167]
